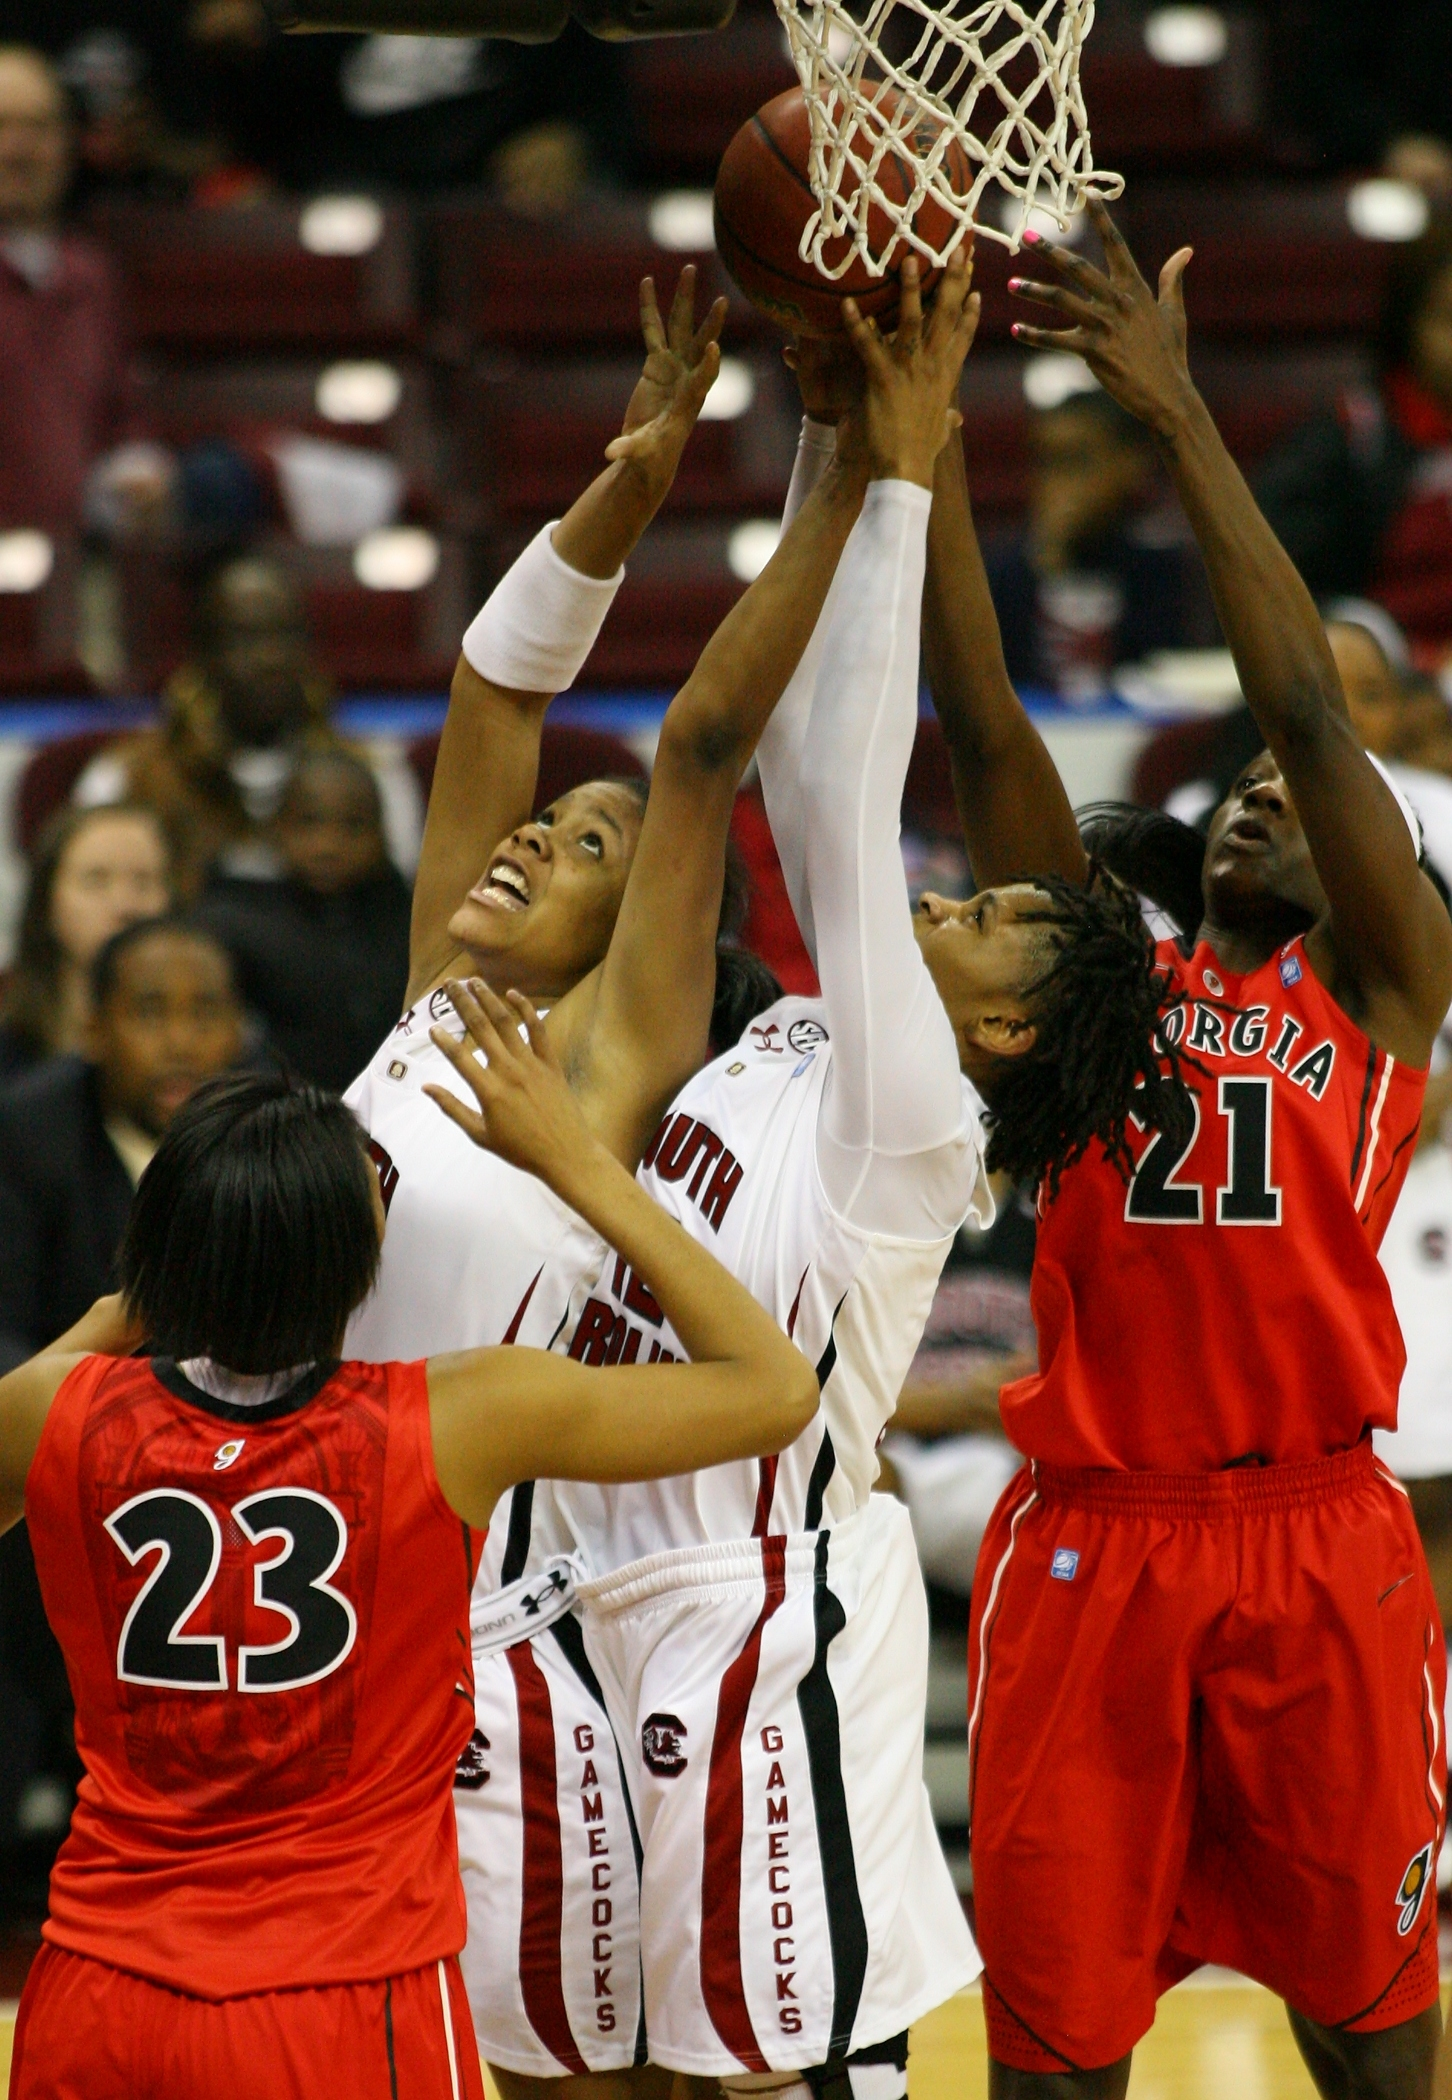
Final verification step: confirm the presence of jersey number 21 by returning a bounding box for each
[1127,1078,1281,1228]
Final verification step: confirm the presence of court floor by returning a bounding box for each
[0,1975,1408,2095]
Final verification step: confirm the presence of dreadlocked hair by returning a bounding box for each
[982,867,1196,1200]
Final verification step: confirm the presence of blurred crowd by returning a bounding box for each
[3,0,1452,1915]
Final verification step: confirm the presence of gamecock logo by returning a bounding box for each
[641,1712,688,1778]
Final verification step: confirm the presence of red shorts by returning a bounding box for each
[967,1442,1446,2075]
[9,1943,485,2100]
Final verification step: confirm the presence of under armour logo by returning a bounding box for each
[520,1568,571,1618]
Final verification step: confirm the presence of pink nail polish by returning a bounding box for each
[1022,228,1043,247]
[1008,277,1024,292]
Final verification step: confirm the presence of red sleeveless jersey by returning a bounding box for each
[1002,934,1427,1471]
[25,1353,483,1998]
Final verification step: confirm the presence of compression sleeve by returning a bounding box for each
[802,479,988,1240]
[754,418,839,968]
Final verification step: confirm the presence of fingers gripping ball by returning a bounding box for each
[713,86,972,339]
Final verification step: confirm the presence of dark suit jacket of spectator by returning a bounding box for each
[195,867,412,1095]
[0,1055,134,1371]
[0,234,134,533]
[1253,373,1452,648]
[984,525,1213,693]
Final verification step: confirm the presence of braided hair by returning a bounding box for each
[981,867,1196,1200]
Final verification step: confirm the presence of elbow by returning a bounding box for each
[778,1358,821,1446]
[657,697,749,783]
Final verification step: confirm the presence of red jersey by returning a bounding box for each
[26,1353,482,1999]
[1002,934,1427,1470]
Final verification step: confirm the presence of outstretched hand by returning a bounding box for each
[840,248,979,488]
[425,980,595,1198]
[783,332,865,424]
[1008,197,1196,440]
[605,265,728,490]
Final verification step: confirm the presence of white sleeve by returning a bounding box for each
[802,479,988,1241]
[754,418,838,969]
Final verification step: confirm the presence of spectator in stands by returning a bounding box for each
[1256,222,1452,658]
[0,43,169,539]
[195,748,411,1092]
[75,552,422,896]
[1162,613,1452,894]
[0,802,171,1079]
[0,915,241,1875]
[985,381,1214,699]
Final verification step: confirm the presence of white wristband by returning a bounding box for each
[461,522,624,695]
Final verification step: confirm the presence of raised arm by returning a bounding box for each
[0,1295,142,1534]
[545,422,871,1168]
[751,412,838,966]
[922,420,1087,888]
[790,257,988,1242]
[1011,199,1452,1062]
[423,981,818,1528]
[407,271,726,1002]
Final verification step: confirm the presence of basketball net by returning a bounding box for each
[772,0,1124,276]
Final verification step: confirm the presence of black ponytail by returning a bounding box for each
[1077,802,1207,944]
[711,944,783,1056]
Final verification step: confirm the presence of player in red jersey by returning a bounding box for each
[0,981,818,2100]
[892,200,1452,2096]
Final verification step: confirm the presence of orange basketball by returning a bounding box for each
[712,85,973,338]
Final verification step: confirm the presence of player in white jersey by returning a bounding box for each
[344,271,878,2100]
[436,259,1189,2100]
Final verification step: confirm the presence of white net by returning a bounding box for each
[771,0,1124,277]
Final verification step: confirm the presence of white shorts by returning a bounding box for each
[577,1494,980,2077]
[455,1614,646,2075]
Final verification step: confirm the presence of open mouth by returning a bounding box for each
[473,857,531,911]
[1223,816,1271,851]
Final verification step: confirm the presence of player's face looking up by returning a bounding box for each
[1201,752,1324,939]
[446,778,645,1002]
[85,927,243,1138]
[912,882,1049,1070]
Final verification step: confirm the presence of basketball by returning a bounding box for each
[712,85,972,338]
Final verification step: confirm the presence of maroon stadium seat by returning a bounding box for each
[431,195,738,353]
[407,722,647,811]
[625,11,797,184]
[459,354,795,529]
[0,539,92,698]
[87,199,417,353]
[132,357,442,516]
[14,731,117,853]
[1129,718,1227,811]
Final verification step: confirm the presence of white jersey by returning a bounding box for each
[343,989,606,1599]
[525,994,988,1576]
[1374,1140,1452,1481]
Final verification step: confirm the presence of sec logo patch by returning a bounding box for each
[787,1019,829,1055]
